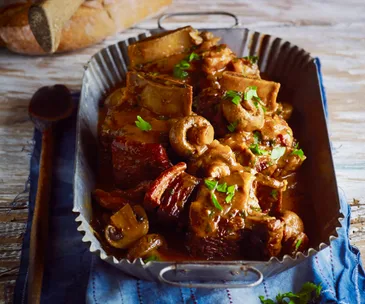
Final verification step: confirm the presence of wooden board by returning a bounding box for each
[1,0,365,302]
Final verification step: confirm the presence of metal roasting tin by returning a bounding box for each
[73,14,343,288]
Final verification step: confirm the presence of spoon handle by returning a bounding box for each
[28,128,54,304]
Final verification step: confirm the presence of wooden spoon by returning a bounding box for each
[28,0,84,53]
[28,85,74,304]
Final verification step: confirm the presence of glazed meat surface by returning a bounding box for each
[92,26,309,262]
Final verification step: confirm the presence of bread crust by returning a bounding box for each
[0,0,171,54]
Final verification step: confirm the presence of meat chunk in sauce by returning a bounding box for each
[144,163,200,224]
[241,215,284,260]
[188,171,259,259]
[111,137,171,189]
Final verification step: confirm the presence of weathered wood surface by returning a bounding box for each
[1,0,365,302]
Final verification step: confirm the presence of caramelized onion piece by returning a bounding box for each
[169,115,214,158]
[105,204,148,249]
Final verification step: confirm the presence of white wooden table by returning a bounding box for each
[1,0,365,302]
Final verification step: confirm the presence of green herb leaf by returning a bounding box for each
[295,239,302,251]
[216,182,227,193]
[135,115,152,131]
[243,55,259,64]
[251,206,262,212]
[173,59,191,79]
[271,146,286,160]
[224,90,242,105]
[249,144,269,156]
[253,131,262,144]
[231,95,241,105]
[179,60,190,68]
[225,185,236,203]
[227,121,238,132]
[291,148,305,160]
[270,189,278,199]
[173,67,189,79]
[143,255,159,263]
[188,52,200,62]
[258,295,275,304]
[211,192,223,211]
[258,282,322,304]
[244,86,259,101]
[204,179,218,191]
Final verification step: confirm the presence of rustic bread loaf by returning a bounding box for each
[0,0,171,55]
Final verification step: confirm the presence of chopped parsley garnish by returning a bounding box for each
[270,190,278,200]
[227,121,238,132]
[204,179,218,191]
[173,52,200,79]
[216,182,227,193]
[143,255,159,263]
[259,282,322,304]
[188,52,200,62]
[225,185,236,203]
[244,86,259,101]
[173,59,190,79]
[249,143,269,156]
[211,192,223,211]
[295,239,302,251]
[205,179,236,206]
[271,146,286,160]
[253,131,262,144]
[292,148,305,160]
[224,90,242,105]
[135,115,152,131]
[243,55,259,64]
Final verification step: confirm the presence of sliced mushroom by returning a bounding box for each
[105,204,148,249]
[127,234,165,261]
[188,140,241,179]
[128,26,194,68]
[169,115,214,158]
[222,96,265,132]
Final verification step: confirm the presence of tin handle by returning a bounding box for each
[158,264,263,288]
[158,12,240,30]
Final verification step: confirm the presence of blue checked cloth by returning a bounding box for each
[14,59,365,303]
